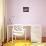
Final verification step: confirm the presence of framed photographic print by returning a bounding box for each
[23,7,29,12]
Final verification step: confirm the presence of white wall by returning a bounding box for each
[7,0,46,37]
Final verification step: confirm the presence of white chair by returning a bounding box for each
[12,25,25,43]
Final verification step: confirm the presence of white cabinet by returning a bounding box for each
[31,25,42,43]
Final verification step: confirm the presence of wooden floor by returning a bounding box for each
[3,40,46,46]
[3,40,31,46]
[2,37,46,46]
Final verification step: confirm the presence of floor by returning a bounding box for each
[3,40,46,46]
[3,40,31,46]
